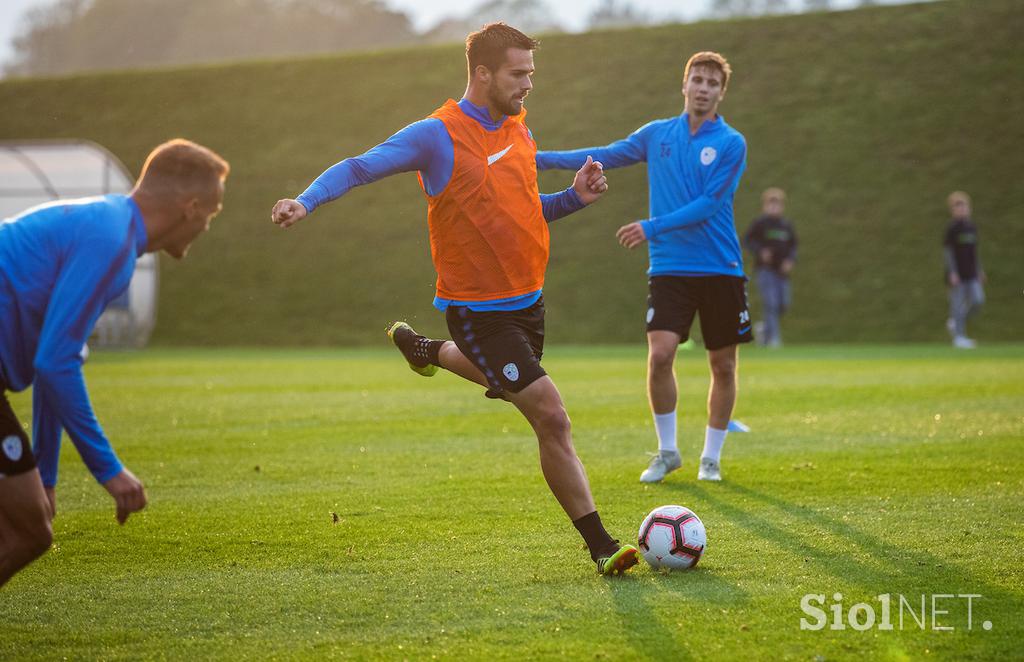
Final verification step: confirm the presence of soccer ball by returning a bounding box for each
[637,505,706,570]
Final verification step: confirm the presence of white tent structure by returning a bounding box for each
[0,141,158,348]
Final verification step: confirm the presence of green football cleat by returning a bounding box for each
[597,544,640,576]
[386,321,438,377]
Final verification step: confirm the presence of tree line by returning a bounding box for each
[6,0,868,78]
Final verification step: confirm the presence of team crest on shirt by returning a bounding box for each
[502,362,520,382]
[700,146,717,166]
[2,435,22,462]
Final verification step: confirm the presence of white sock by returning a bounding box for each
[653,411,677,453]
[701,426,728,462]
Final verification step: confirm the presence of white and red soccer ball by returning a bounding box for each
[638,505,706,570]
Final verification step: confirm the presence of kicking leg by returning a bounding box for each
[387,321,488,386]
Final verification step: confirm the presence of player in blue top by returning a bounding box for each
[536,51,750,484]
[0,139,229,587]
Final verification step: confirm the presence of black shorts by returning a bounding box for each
[646,275,754,350]
[1,385,36,478]
[446,297,547,397]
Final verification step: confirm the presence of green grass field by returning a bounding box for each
[3,344,1022,660]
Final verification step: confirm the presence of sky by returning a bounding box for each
[383,0,703,32]
[0,0,914,69]
[0,0,37,67]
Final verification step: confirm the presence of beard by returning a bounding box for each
[488,86,524,116]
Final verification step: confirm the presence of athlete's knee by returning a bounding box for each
[709,356,737,382]
[648,346,676,373]
[532,402,572,442]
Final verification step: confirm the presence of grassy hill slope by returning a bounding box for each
[1,0,1020,345]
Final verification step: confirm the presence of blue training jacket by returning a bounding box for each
[536,113,747,277]
[295,98,586,311]
[0,194,146,487]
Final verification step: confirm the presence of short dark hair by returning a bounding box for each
[466,22,538,75]
[137,139,229,201]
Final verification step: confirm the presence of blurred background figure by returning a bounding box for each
[944,191,985,349]
[744,187,797,348]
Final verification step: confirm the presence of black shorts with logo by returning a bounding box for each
[646,275,754,350]
[446,297,547,397]
[1,382,36,478]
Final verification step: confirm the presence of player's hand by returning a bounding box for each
[780,259,794,276]
[103,468,147,525]
[271,199,308,228]
[759,248,772,264]
[44,487,56,520]
[572,155,608,205]
[948,272,961,287]
[616,222,647,249]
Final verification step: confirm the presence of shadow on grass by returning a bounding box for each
[726,481,1018,598]
[659,480,1019,630]
[604,555,749,660]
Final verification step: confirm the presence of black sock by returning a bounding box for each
[424,339,444,366]
[409,336,445,367]
[572,511,618,561]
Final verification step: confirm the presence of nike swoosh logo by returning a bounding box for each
[487,144,513,166]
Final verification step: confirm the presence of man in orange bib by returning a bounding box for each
[271,23,638,575]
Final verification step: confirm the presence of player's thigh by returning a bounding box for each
[1,391,39,485]
[517,297,546,360]
[698,276,753,351]
[646,276,699,342]
[0,391,51,539]
[446,305,546,396]
[0,469,52,543]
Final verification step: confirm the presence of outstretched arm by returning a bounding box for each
[536,121,654,171]
[272,119,445,228]
[617,137,747,249]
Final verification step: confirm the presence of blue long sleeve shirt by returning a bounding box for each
[295,98,586,311]
[536,113,747,277]
[0,194,146,487]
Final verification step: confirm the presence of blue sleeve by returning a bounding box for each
[31,217,129,487]
[296,118,452,213]
[536,122,652,171]
[540,187,585,222]
[640,136,747,239]
[32,385,62,488]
